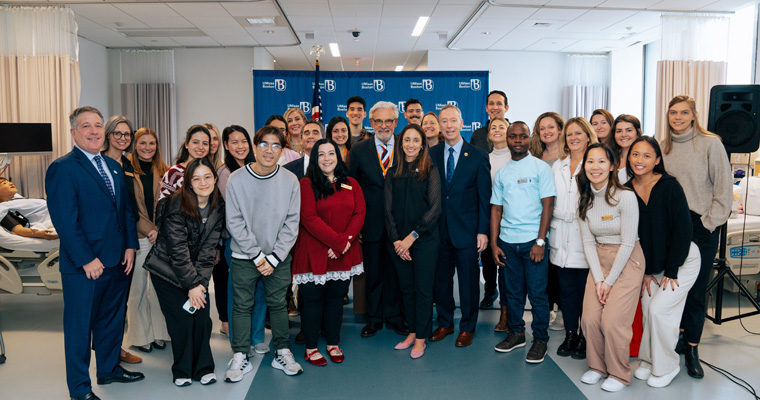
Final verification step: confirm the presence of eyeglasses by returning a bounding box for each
[111,131,131,139]
[372,119,396,126]
[257,142,282,151]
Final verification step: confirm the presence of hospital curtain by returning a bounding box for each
[0,6,80,198]
[562,54,610,120]
[119,50,177,165]
[655,14,729,141]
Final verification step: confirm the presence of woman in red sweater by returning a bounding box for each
[293,138,366,366]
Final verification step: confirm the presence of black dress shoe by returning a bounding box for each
[556,330,576,357]
[570,331,586,360]
[386,321,410,335]
[479,290,498,309]
[684,345,704,379]
[152,340,166,350]
[96,368,145,385]
[71,392,101,400]
[361,322,382,337]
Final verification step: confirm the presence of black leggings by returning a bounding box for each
[680,211,719,344]
[211,245,228,322]
[300,279,351,349]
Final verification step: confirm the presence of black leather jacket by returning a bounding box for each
[143,193,225,290]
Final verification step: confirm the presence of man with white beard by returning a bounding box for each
[348,101,409,338]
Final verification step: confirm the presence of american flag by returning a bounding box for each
[311,59,322,121]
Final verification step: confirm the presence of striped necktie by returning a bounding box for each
[94,155,116,201]
[381,144,390,169]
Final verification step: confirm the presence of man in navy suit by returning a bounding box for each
[348,101,409,338]
[46,106,143,400]
[429,104,491,347]
[284,119,324,179]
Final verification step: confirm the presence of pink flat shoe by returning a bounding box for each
[411,343,426,359]
[395,340,414,350]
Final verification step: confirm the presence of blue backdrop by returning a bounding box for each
[253,70,489,141]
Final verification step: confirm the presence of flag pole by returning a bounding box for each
[309,45,325,123]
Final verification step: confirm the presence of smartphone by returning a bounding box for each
[182,294,206,314]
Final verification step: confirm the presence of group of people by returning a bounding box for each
[33,89,731,400]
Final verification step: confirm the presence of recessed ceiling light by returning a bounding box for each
[481,32,491,35]
[395,65,403,71]
[329,42,341,57]
[411,16,429,37]
[246,17,276,25]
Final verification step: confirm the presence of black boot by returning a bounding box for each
[556,330,576,357]
[684,345,704,378]
[571,330,586,360]
[675,331,686,355]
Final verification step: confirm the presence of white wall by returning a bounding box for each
[78,38,110,116]
[427,50,565,128]
[609,45,644,123]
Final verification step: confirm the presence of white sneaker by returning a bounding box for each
[253,343,270,354]
[174,378,191,387]
[581,370,603,384]
[200,373,217,385]
[600,377,626,392]
[549,310,564,331]
[647,366,680,388]
[272,349,303,376]
[634,361,652,380]
[224,352,252,383]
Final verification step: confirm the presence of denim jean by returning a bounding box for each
[225,237,267,347]
[498,238,550,342]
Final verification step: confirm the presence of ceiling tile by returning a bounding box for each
[140,17,194,29]
[114,4,180,18]
[185,15,238,28]
[525,37,578,51]
[168,3,230,17]
[479,6,539,19]
[652,0,716,11]
[82,36,143,48]
[558,20,615,32]
[221,1,281,17]
[78,28,125,39]
[531,7,587,19]
[170,36,222,47]
[71,4,149,29]
[547,0,605,5]
[576,10,637,21]
[129,37,183,47]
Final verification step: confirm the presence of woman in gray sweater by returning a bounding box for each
[660,94,732,379]
[577,143,644,393]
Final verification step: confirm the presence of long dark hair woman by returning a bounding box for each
[326,116,352,162]
[292,138,366,366]
[576,143,644,392]
[160,125,211,200]
[623,136,701,388]
[609,114,642,183]
[384,124,441,359]
[144,157,225,387]
[660,94,732,379]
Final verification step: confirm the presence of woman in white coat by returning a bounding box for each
[549,117,598,359]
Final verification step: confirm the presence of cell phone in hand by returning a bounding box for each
[182,293,206,314]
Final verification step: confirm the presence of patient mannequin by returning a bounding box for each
[0,178,58,240]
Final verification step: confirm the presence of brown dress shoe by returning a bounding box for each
[429,327,454,342]
[455,331,474,347]
[119,351,142,364]
[494,306,508,332]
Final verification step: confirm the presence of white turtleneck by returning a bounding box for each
[489,147,511,182]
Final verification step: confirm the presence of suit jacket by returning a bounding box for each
[348,136,395,242]
[430,140,491,249]
[469,125,491,153]
[46,146,139,274]
[284,157,306,181]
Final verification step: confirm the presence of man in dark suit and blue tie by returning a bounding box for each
[429,104,491,347]
[46,106,144,400]
[348,101,409,338]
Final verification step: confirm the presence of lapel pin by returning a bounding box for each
[464,152,468,157]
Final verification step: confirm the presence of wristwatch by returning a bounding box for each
[535,238,545,247]
[411,231,419,239]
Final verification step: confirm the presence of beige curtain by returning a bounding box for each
[654,60,726,141]
[0,5,80,198]
[0,56,80,198]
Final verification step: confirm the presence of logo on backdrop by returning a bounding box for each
[374,80,385,92]
[324,80,337,92]
[458,79,481,91]
[398,102,405,113]
[300,102,311,113]
[472,122,482,130]
[275,79,287,91]
[409,79,435,91]
[447,100,459,107]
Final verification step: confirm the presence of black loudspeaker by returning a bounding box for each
[708,84,760,153]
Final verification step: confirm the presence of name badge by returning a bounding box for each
[124,171,134,177]
[341,183,353,190]
[601,215,613,221]
[517,178,529,184]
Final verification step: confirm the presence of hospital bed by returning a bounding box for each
[0,197,62,364]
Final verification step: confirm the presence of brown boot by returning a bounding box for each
[494,306,508,332]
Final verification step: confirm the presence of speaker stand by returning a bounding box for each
[706,220,760,324]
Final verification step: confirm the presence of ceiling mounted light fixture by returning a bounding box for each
[329,42,341,57]
[246,17,276,25]
[411,16,430,37]
[395,65,403,71]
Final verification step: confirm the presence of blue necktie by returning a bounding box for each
[446,147,455,187]
[94,155,116,201]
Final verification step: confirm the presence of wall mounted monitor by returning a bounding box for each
[0,123,54,156]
